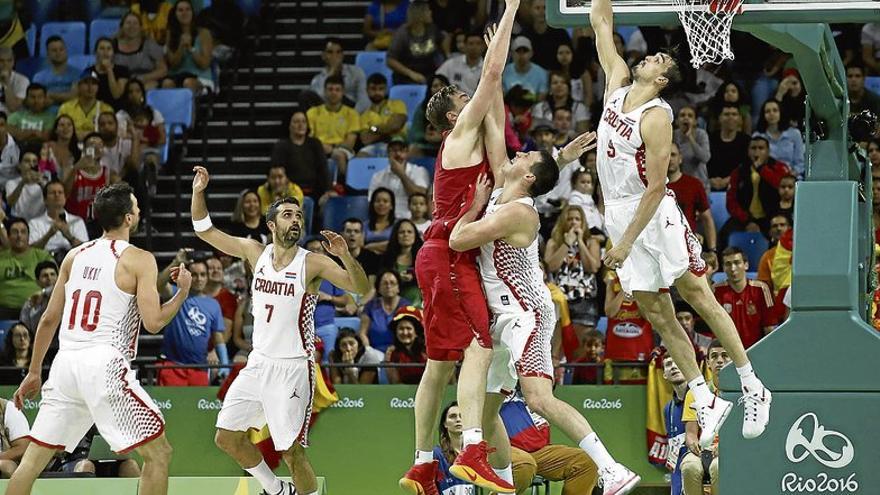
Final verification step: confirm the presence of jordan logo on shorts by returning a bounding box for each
[290,388,300,399]
[665,218,674,229]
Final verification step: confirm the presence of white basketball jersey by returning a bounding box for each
[59,239,141,360]
[478,189,553,314]
[250,245,318,360]
[596,86,674,202]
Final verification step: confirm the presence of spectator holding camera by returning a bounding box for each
[28,179,88,254]
[157,251,229,385]
[5,152,46,221]
[64,133,115,237]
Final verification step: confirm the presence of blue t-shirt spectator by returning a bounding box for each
[315,279,344,327]
[362,296,410,352]
[162,289,225,364]
[664,394,688,495]
[433,446,476,495]
[502,63,548,97]
[33,66,79,99]
[366,0,410,32]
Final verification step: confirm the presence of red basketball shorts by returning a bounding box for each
[415,239,491,361]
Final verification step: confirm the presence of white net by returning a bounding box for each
[673,0,743,68]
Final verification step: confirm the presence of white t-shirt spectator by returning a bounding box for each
[436,54,483,97]
[531,100,590,128]
[28,210,88,252]
[102,138,135,176]
[0,72,29,114]
[1,401,30,449]
[861,23,880,61]
[535,154,578,215]
[367,162,431,218]
[0,135,20,188]
[412,218,431,236]
[567,190,605,232]
[5,178,45,220]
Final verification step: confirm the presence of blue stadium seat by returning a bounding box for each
[0,320,18,353]
[355,51,393,82]
[25,24,36,56]
[146,88,194,136]
[15,56,46,79]
[712,271,727,284]
[67,54,95,72]
[322,196,369,232]
[728,232,769,269]
[616,26,638,44]
[866,76,880,95]
[40,22,87,56]
[346,157,387,192]
[709,191,729,231]
[89,18,120,53]
[410,156,435,179]
[334,317,360,331]
[236,0,262,16]
[389,84,427,125]
[301,196,314,234]
[596,316,608,336]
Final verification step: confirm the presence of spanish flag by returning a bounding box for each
[645,348,672,466]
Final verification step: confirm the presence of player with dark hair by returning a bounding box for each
[8,183,192,495]
[190,166,370,495]
[591,0,771,454]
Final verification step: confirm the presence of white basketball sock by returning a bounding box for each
[736,362,763,391]
[414,449,434,465]
[688,377,714,406]
[579,432,615,471]
[493,464,513,484]
[245,460,282,494]
[462,428,483,448]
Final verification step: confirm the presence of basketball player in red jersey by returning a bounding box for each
[8,183,192,495]
[398,2,522,493]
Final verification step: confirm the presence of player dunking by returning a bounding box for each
[8,183,191,495]
[591,0,771,448]
[399,2,521,493]
[190,166,370,495]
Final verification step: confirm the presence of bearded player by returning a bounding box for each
[191,166,371,495]
[591,0,771,449]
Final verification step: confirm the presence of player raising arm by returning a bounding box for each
[9,183,191,495]
[191,166,369,495]
[590,0,772,451]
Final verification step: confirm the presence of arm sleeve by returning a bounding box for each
[692,129,712,163]
[4,404,30,440]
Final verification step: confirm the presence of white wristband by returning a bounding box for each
[192,215,213,232]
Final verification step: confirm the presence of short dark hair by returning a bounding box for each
[408,191,427,202]
[707,339,724,351]
[721,246,745,262]
[374,269,402,292]
[659,50,682,99]
[93,36,113,52]
[750,135,770,147]
[720,102,740,113]
[528,150,559,197]
[6,217,28,232]
[325,37,343,49]
[93,183,136,230]
[324,74,344,88]
[26,83,46,95]
[42,179,65,199]
[426,85,460,131]
[82,131,103,144]
[45,35,64,48]
[845,62,866,76]
[267,163,287,175]
[34,260,58,279]
[266,197,300,224]
[343,217,364,229]
[367,73,387,86]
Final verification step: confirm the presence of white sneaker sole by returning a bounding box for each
[700,400,732,449]
[606,473,641,495]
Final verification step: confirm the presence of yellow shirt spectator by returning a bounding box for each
[257,182,305,216]
[307,104,361,147]
[360,99,408,138]
[58,99,114,138]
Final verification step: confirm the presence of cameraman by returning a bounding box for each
[156,249,229,386]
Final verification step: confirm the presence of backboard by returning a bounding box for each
[547,0,880,27]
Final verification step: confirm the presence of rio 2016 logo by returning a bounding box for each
[781,412,858,493]
[330,397,365,409]
[582,398,623,410]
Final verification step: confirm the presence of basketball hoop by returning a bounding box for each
[673,0,743,68]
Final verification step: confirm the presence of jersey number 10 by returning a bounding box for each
[68,289,103,332]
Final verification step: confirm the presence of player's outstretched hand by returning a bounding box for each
[172,263,193,292]
[559,131,598,164]
[483,23,497,47]
[472,172,493,210]
[603,241,632,271]
[192,166,210,193]
[13,372,41,410]
[321,230,348,258]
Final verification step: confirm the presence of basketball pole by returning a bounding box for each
[717,22,880,493]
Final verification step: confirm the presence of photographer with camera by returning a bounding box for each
[4,152,46,221]
[156,248,230,386]
[63,132,117,239]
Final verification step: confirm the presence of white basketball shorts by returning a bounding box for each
[29,346,164,454]
[216,352,314,450]
[604,191,706,294]
[486,306,555,395]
